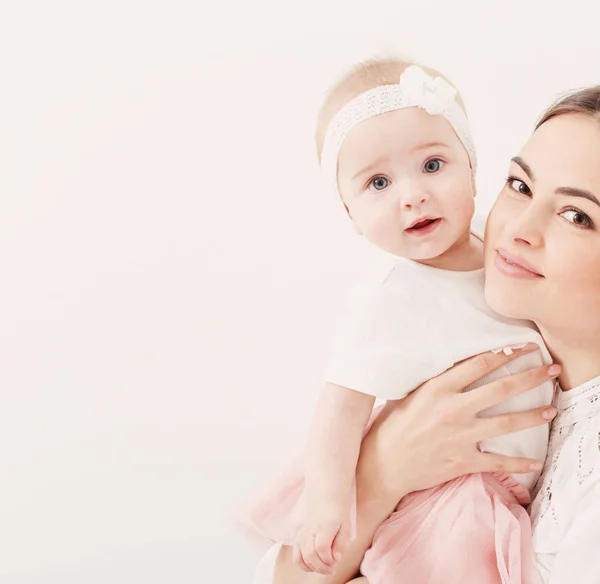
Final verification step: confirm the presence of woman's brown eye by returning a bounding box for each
[507,178,531,196]
[561,209,592,228]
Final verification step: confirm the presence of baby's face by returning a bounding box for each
[336,107,475,261]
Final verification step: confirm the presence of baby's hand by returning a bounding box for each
[292,513,353,575]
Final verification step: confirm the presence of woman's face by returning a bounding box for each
[485,113,600,339]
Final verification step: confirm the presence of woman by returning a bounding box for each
[263,86,600,584]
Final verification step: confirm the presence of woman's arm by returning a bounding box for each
[273,344,559,584]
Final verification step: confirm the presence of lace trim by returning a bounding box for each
[531,424,575,529]
[553,380,600,428]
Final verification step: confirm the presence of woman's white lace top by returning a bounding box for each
[530,373,600,583]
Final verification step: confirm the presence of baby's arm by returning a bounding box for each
[295,383,375,575]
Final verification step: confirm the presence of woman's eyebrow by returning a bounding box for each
[556,186,600,208]
[511,156,535,181]
[512,156,600,207]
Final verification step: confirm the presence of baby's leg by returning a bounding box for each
[348,578,369,583]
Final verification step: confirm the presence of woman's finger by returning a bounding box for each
[463,363,560,414]
[472,451,544,475]
[474,405,557,442]
[427,343,541,395]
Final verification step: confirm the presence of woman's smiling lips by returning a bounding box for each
[494,248,544,279]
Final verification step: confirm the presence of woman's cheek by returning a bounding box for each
[486,192,514,240]
[484,205,502,247]
[559,245,600,294]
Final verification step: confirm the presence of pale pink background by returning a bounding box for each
[0,1,598,582]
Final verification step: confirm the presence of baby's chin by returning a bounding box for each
[405,243,464,266]
[387,248,449,263]
[383,240,452,261]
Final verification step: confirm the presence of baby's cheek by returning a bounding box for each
[451,192,475,223]
[365,215,398,248]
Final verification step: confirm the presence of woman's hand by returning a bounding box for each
[359,343,559,502]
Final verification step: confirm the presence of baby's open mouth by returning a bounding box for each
[406,218,441,233]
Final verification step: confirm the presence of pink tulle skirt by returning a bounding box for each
[360,472,541,584]
[233,409,541,584]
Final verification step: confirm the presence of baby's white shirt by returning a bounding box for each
[324,250,554,491]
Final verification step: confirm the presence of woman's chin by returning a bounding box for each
[484,283,529,321]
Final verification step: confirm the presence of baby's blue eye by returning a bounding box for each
[424,159,443,173]
[370,177,390,191]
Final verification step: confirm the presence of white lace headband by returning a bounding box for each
[320,65,477,196]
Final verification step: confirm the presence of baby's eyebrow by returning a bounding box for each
[412,141,449,152]
[351,157,389,181]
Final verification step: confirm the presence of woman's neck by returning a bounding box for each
[537,326,600,390]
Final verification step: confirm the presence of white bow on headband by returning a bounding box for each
[399,65,459,116]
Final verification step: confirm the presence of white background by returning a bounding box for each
[0,1,599,582]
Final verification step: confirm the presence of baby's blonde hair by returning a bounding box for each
[315,57,467,162]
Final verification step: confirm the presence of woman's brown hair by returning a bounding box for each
[536,86,600,130]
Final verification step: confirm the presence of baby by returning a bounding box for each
[237,57,553,584]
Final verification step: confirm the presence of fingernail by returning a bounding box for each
[543,406,557,420]
[492,343,537,355]
[547,365,561,376]
[522,342,539,351]
[530,461,543,471]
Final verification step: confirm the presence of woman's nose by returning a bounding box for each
[514,235,534,246]
[506,209,544,248]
